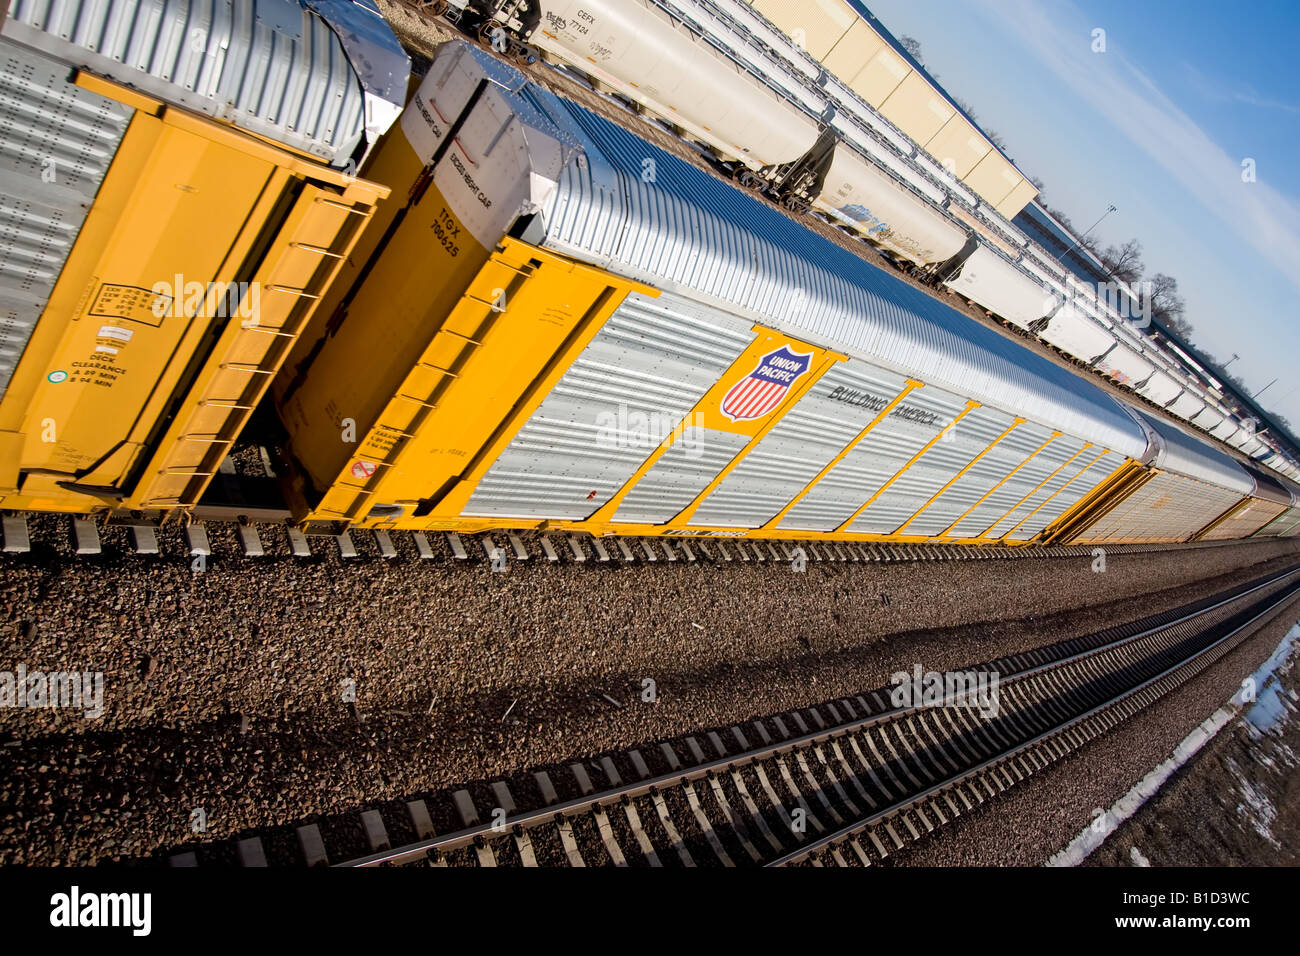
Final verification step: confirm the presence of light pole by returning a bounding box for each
[1222,353,1240,371]
[1254,378,1278,399]
[1059,203,1117,266]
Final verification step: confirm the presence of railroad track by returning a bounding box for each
[0,506,1273,565]
[158,562,1300,867]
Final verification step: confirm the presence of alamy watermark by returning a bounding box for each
[889,663,1000,719]
[1042,279,1154,328]
[595,405,708,459]
[0,665,104,719]
[150,276,261,326]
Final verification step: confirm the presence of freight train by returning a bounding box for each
[1,5,1297,552]
[433,0,1277,466]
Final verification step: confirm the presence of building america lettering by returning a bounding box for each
[827,386,941,427]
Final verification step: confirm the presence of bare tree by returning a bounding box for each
[984,128,1009,155]
[1100,239,1144,285]
[900,35,924,63]
[1148,272,1191,336]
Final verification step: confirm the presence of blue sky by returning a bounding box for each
[863,0,1300,426]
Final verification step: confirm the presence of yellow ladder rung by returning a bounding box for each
[439,329,483,345]
[416,363,458,378]
[264,285,320,299]
[315,198,368,213]
[290,242,344,258]
[221,363,274,374]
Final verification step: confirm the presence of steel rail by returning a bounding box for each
[338,561,1300,866]
[768,568,1300,865]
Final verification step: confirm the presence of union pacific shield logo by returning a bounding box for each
[720,346,813,422]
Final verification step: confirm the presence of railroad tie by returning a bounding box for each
[446,532,468,560]
[289,528,313,557]
[373,529,397,559]
[492,782,537,867]
[71,518,101,555]
[130,525,160,555]
[1,515,30,553]
[361,810,390,852]
[297,824,328,867]
[185,524,211,557]
[452,790,497,867]
[335,531,357,558]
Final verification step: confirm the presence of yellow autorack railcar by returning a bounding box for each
[0,0,408,518]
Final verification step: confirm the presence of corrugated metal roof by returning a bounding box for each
[1131,408,1253,494]
[3,0,382,165]
[515,81,1148,460]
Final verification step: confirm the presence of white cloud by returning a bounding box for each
[972,0,1300,295]
[1181,62,1300,115]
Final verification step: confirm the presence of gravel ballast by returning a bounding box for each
[1,523,1296,865]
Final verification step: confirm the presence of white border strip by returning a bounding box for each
[1046,621,1300,866]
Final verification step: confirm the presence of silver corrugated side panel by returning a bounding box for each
[461,291,755,520]
[688,360,911,529]
[948,434,1090,539]
[1132,409,1253,495]
[778,380,967,533]
[915,419,1056,539]
[525,86,1150,463]
[1001,450,1125,541]
[848,405,1016,535]
[1071,472,1243,544]
[3,0,374,165]
[612,429,750,525]
[0,38,131,399]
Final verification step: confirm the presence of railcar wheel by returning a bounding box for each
[780,194,809,215]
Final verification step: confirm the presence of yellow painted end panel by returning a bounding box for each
[924,114,991,179]
[878,72,955,150]
[280,126,427,385]
[822,19,885,86]
[288,237,650,524]
[963,149,1022,210]
[0,100,387,515]
[276,179,499,500]
[995,178,1040,219]
[751,0,855,59]
[129,182,382,509]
